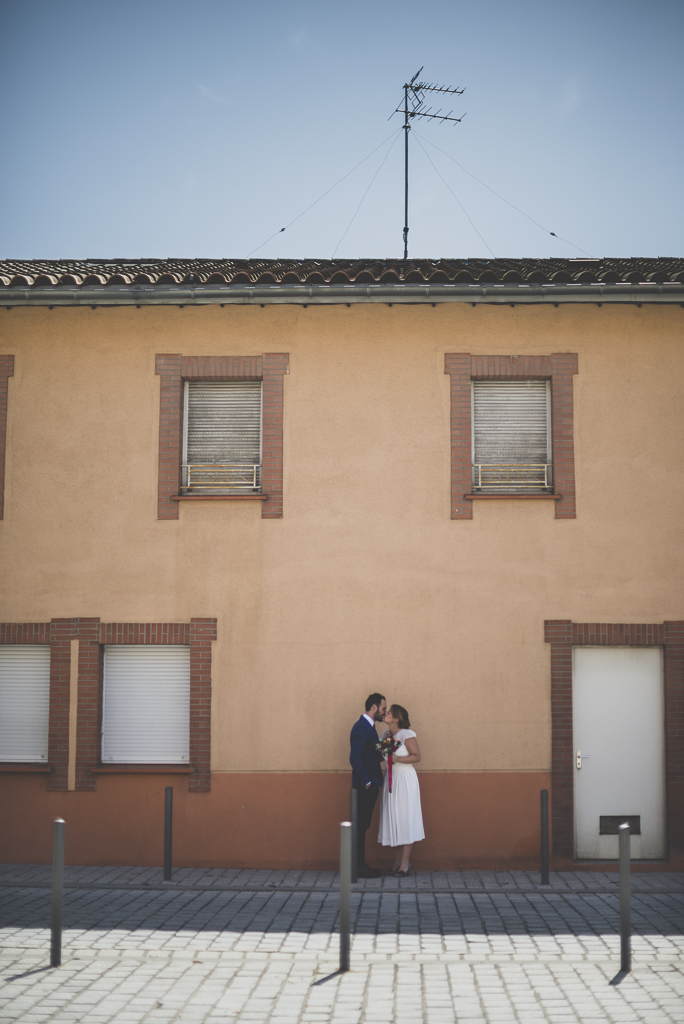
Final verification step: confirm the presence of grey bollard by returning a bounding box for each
[51,819,65,968]
[350,789,358,884]
[619,822,631,973]
[164,787,173,881]
[339,821,352,973]
[540,790,550,885]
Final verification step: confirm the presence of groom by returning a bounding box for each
[349,693,386,878]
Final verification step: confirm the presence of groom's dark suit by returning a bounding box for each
[350,715,384,870]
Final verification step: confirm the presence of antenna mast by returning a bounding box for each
[395,69,466,259]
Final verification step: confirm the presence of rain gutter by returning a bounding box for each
[2,282,683,306]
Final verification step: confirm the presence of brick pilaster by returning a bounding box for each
[550,353,579,518]
[189,618,217,792]
[155,354,183,520]
[48,618,102,790]
[46,620,73,790]
[664,621,684,857]
[261,354,289,519]
[544,619,574,858]
[444,353,473,519]
[0,355,15,520]
[74,619,102,791]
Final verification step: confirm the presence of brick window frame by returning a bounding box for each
[155,354,289,520]
[444,354,578,519]
[545,620,684,862]
[0,355,14,520]
[0,618,217,793]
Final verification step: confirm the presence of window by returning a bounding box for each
[0,645,50,761]
[471,381,552,493]
[182,381,262,494]
[445,353,577,519]
[102,645,190,763]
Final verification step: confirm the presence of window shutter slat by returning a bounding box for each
[0,646,50,761]
[102,646,190,764]
[473,381,550,463]
[187,382,262,464]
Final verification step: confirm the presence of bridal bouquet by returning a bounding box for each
[376,734,401,792]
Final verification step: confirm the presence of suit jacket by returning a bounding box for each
[349,715,383,788]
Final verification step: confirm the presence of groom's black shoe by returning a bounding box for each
[356,864,382,878]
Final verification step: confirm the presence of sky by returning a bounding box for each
[1,0,683,261]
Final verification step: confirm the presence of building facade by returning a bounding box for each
[0,257,682,870]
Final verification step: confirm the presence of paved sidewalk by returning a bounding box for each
[1,867,683,1023]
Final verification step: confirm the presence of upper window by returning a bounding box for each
[472,381,552,493]
[102,646,190,764]
[0,646,50,762]
[182,382,262,494]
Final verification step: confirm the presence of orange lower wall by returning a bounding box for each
[1,771,553,870]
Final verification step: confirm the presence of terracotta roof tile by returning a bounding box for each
[1,256,683,290]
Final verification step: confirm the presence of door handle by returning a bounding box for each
[576,751,590,769]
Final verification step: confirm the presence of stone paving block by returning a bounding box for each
[2,870,684,1023]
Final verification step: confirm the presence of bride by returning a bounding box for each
[378,703,425,876]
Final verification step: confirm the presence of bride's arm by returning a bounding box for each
[393,737,421,764]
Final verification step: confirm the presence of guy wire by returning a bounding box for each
[412,133,495,258]
[248,128,403,258]
[332,132,402,259]
[413,130,592,257]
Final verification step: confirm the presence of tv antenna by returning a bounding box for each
[391,68,466,258]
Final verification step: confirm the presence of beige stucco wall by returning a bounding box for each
[1,302,682,775]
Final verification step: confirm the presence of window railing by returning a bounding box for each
[472,463,552,491]
[182,464,261,492]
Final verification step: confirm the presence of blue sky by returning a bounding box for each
[1,0,682,260]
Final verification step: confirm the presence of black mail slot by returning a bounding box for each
[599,815,641,835]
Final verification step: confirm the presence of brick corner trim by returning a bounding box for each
[0,354,15,520]
[188,617,217,792]
[155,353,289,520]
[444,353,579,520]
[544,619,684,861]
[1,617,217,794]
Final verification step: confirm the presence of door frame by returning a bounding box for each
[544,620,684,863]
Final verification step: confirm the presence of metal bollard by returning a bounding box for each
[164,787,173,881]
[619,822,631,973]
[540,789,550,885]
[350,789,358,884]
[51,819,65,968]
[339,821,352,973]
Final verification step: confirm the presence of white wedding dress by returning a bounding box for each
[378,729,425,847]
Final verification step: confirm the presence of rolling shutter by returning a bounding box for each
[102,646,190,764]
[0,646,50,762]
[184,382,262,492]
[472,381,552,490]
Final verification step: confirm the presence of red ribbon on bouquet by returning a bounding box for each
[388,753,394,793]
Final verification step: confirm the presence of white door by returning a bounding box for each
[573,646,665,859]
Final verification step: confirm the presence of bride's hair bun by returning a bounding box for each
[390,703,410,729]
